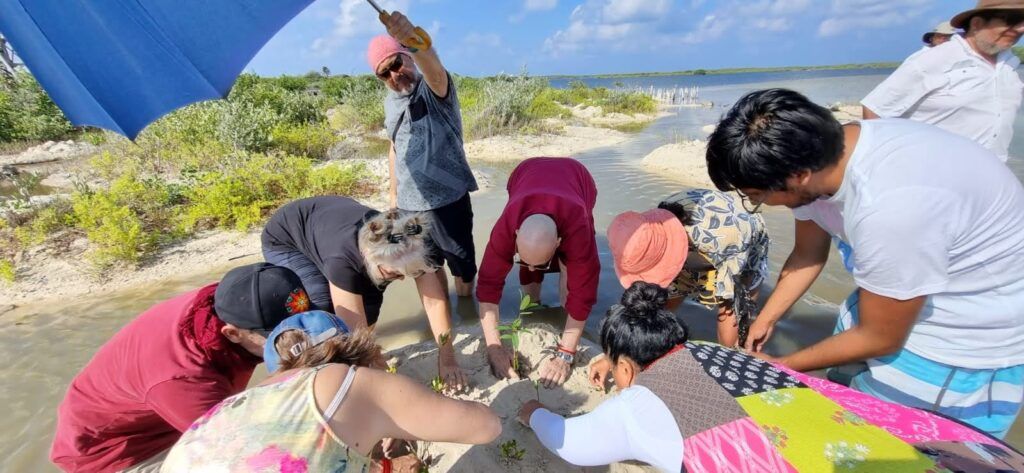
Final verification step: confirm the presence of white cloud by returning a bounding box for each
[525,0,558,11]
[817,0,930,37]
[542,0,813,55]
[511,0,559,23]
[311,0,413,55]
[601,0,672,25]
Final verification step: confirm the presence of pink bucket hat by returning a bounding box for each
[607,209,689,289]
[366,35,410,73]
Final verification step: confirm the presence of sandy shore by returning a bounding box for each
[641,105,862,187]
[0,112,656,306]
[639,140,716,188]
[386,323,655,472]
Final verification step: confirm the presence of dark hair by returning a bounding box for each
[657,200,697,226]
[705,88,844,192]
[600,281,689,367]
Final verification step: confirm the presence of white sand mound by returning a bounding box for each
[384,324,655,473]
[640,140,715,188]
[465,126,630,163]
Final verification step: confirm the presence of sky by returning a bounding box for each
[247,0,978,77]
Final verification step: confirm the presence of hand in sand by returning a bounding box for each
[486,343,520,380]
[517,399,546,427]
[438,352,468,393]
[539,356,571,388]
[744,316,776,352]
[588,354,613,389]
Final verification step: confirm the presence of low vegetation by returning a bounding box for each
[0,69,655,278]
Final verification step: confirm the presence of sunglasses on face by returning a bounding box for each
[376,55,404,79]
[514,253,554,271]
[988,11,1024,27]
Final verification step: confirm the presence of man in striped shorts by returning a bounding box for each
[706,88,1024,438]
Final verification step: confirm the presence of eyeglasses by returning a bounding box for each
[514,248,554,272]
[376,55,404,79]
[986,11,1024,27]
[734,189,764,214]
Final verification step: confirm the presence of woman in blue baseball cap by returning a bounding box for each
[160,310,501,471]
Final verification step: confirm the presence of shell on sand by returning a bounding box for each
[384,324,657,473]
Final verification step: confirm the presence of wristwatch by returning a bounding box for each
[553,350,574,365]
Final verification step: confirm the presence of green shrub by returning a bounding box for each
[217,101,278,152]
[0,259,14,283]
[71,173,183,267]
[328,79,386,131]
[0,90,17,142]
[182,154,303,231]
[526,89,570,119]
[270,123,337,160]
[302,163,369,197]
[79,129,108,146]
[72,192,153,267]
[1,72,74,142]
[601,90,657,114]
[13,200,73,248]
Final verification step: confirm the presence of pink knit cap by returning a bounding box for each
[366,35,409,73]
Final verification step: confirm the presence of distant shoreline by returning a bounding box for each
[542,62,899,80]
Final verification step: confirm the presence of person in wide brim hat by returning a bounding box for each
[922,21,957,46]
[951,0,1024,29]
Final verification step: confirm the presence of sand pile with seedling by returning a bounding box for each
[384,323,656,472]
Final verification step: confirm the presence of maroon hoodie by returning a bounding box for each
[50,284,261,472]
[477,157,600,321]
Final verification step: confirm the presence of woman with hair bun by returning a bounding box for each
[262,196,468,390]
[518,282,1024,472]
[161,310,501,472]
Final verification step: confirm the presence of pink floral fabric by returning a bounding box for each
[683,417,797,472]
[777,366,992,445]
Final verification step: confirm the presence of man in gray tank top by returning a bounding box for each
[367,11,478,298]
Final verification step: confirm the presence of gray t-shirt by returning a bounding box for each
[384,72,477,211]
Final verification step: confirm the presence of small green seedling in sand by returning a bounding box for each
[534,379,541,400]
[498,293,541,374]
[499,439,526,464]
[429,375,446,394]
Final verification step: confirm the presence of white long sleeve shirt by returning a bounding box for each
[529,385,683,472]
[861,35,1023,161]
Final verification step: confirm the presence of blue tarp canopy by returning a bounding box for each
[0,0,316,139]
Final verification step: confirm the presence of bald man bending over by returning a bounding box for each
[477,157,600,387]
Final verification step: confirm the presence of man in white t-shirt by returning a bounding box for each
[706,88,1024,438]
[861,1,1024,162]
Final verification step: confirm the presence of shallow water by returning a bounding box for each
[4,70,1023,471]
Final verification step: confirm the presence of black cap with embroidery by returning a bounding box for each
[213,263,310,336]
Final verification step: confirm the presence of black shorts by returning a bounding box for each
[416,192,477,281]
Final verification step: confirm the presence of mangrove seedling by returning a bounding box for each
[499,439,526,464]
[385,362,398,374]
[497,293,541,374]
[533,379,541,400]
[429,375,446,394]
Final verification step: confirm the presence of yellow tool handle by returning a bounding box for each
[378,11,432,51]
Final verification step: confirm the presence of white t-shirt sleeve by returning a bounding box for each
[849,188,954,300]
[861,52,945,118]
[529,386,683,472]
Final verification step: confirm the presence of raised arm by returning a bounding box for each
[383,12,448,98]
[745,219,831,352]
